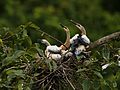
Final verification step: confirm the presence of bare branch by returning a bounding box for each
[88,31,120,50]
[62,68,76,90]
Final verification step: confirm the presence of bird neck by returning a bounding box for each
[60,30,70,50]
[78,27,86,35]
[42,39,51,46]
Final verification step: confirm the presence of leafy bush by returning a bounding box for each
[0,22,120,90]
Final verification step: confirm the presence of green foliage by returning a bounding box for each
[0,0,120,89]
[0,23,119,90]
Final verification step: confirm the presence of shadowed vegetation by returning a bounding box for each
[0,0,120,90]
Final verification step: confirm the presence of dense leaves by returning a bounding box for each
[0,23,120,90]
[0,0,120,89]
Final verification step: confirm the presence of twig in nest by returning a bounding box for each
[33,53,76,89]
[34,66,61,84]
[62,67,76,90]
[43,75,54,89]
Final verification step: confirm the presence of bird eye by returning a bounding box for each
[78,24,81,27]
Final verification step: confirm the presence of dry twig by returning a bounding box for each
[88,31,120,50]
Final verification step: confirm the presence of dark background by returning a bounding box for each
[0,0,120,45]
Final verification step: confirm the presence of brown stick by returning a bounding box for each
[88,31,120,50]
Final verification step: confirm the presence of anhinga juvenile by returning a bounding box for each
[70,20,90,56]
[41,24,70,60]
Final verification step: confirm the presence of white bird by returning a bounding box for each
[74,45,86,55]
[102,63,111,70]
[70,20,90,56]
[41,39,61,53]
[41,25,70,60]
[102,61,120,70]
[70,20,90,45]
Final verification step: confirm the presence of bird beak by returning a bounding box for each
[70,20,86,35]
[70,20,78,25]
[60,24,67,29]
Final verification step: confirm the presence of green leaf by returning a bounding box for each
[48,60,52,72]
[34,43,44,56]
[82,79,90,90]
[6,69,25,79]
[77,68,87,72]
[34,73,40,77]
[93,80,100,90]
[113,81,117,88]
[18,80,23,90]
[100,80,111,90]
[94,71,103,79]
[102,45,110,60]
[14,70,25,77]
[118,50,120,55]
[22,29,28,37]
[51,60,57,71]
[2,56,14,66]
[13,50,25,58]
[28,22,40,30]
[25,86,31,90]
[22,36,32,47]
[0,38,3,46]
[45,59,57,72]
[2,50,25,66]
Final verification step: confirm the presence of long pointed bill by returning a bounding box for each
[60,24,67,29]
[70,20,78,25]
[70,20,86,35]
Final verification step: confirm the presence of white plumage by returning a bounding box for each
[81,35,90,44]
[43,43,62,60]
[70,34,90,45]
[70,34,79,44]
[70,20,90,45]
[74,45,86,55]
[102,60,120,70]
[70,20,91,56]
[41,25,70,60]
[40,39,62,60]
[102,64,111,70]
[46,45,61,53]
[46,52,62,60]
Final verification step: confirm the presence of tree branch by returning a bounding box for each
[62,68,76,90]
[88,31,120,50]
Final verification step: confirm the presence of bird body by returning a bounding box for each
[46,45,61,53]
[70,34,90,56]
[70,34,79,44]
[70,34,90,45]
[46,51,62,60]
[70,20,90,56]
[41,25,70,60]
[41,41,62,60]
[78,35,90,45]
[74,45,86,55]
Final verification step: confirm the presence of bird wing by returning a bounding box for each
[47,45,61,53]
[70,34,79,44]
[81,35,90,44]
[50,54,62,60]
[75,45,86,55]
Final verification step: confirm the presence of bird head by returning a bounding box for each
[37,39,51,46]
[60,23,70,50]
[60,24,69,32]
[70,20,86,35]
